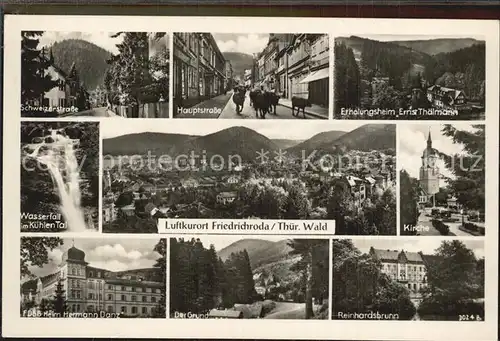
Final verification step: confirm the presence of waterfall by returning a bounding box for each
[25,129,88,232]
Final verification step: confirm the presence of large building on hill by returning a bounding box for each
[22,245,164,317]
[369,247,439,298]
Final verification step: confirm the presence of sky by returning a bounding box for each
[26,238,162,279]
[102,120,365,140]
[344,34,484,42]
[351,238,484,259]
[37,31,170,55]
[212,33,269,55]
[173,236,287,252]
[398,123,480,185]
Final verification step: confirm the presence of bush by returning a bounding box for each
[431,219,450,235]
[418,296,485,320]
[261,300,276,315]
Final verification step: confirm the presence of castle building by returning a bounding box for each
[369,248,430,298]
[27,245,164,317]
[419,129,440,206]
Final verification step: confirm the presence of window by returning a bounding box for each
[89,271,93,278]
[99,294,102,301]
[121,306,127,313]
[97,272,101,278]
[72,304,76,312]
[141,287,146,293]
[108,285,113,290]
[107,306,114,313]
[142,307,147,314]
[121,295,126,301]
[151,297,156,303]
[88,293,94,300]
[76,291,81,299]
[88,282,94,289]
[76,304,80,312]
[88,305,94,312]
[131,287,136,292]
[132,307,137,314]
[142,296,147,302]
[71,268,76,275]
[121,286,126,291]
[132,295,137,302]
[156,289,161,294]
[107,294,113,301]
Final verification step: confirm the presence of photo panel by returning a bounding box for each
[169,236,330,320]
[20,237,167,318]
[173,33,329,120]
[333,35,485,120]
[398,123,485,236]
[101,120,396,235]
[20,121,99,233]
[331,238,485,321]
[21,31,170,118]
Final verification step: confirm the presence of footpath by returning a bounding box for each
[278,98,329,119]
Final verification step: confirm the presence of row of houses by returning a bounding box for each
[173,33,232,109]
[251,34,330,107]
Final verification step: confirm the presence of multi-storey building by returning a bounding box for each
[224,60,233,90]
[427,85,467,109]
[27,245,164,317]
[369,248,431,297]
[302,34,329,106]
[173,33,226,110]
[287,34,312,100]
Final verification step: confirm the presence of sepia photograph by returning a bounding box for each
[173,33,329,119]
[20,237,166,318]
[399,124,485,236]
[101,120,395,235]
[21,31,169,118]
[332,239,485,321]
[20,122,99,233]
[169,236,329,319]
[333,35,485,120]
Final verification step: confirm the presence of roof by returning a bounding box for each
[105,278,164,288]
[208,309,243,318]
[420,253,443,268]
[21,279,38,292]
[218,191,237,198]
[371,248,424,264]
[427,85,466,100]
[40,272,60,286]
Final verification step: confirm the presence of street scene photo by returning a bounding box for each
[334,35,485,120]
[101,120,395,235]
[170,237,329,319]
[399,124,485,236]
[173,33,329,119]
[21,31,169,117]
[21,122,99,233]
[20,237,166,318]
[332,239,484,321]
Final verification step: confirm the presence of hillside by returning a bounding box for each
[103,132,198,155]
[315,124,396,153]
[175,126,280,162]
[286,130,347,156]
[51,39,112,90]
[272,139,303,150]
[391,38,484,56]
[223,52,254,79]
[218,239,293,269]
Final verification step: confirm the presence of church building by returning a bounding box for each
[418,129,440,207]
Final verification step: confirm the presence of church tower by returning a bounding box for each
[419,128,440,205]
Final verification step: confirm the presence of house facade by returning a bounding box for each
[26,246,164,317]
[427,85,467,109]
[369,248,429,297]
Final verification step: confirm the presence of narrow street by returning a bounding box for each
[264,302,305,319]
[416,208,474,236]
[219,92,317,119]
[174,93,233,118]
[64,107,121,117]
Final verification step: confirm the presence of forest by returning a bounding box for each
[334,37,485,119]
[20,122,99,231]
[169,238,329,319]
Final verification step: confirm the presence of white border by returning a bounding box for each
[3,15,499,340]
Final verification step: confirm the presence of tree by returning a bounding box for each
[439,125,485,212]
[334,43,360,114]
[21,31,57,104]
[106,32,151,116]
[400,170,419,235]
[153,239,166,317]
[288,239,327,319]
[52,278,67,315]
[21,237,64,278]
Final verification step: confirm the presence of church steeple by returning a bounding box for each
[427,128,432,149]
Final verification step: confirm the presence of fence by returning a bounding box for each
[112,102,169,118]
